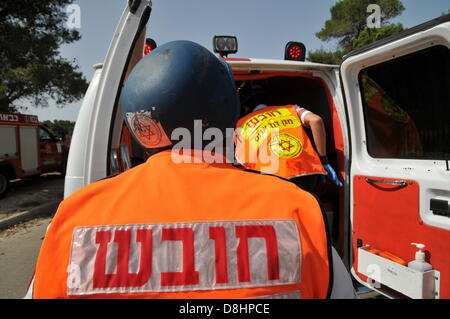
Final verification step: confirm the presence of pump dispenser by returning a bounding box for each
[408,243,432,272]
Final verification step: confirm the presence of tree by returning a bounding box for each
[0,0,88,112]
[308,0,405,64]
[42,119,76,141]
[308,48,346,65]
[353,23,404,49]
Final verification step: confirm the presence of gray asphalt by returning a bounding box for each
[0,217,51,299]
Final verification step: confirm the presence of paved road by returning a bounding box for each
[0,217,51,299]
[0,173,63,219]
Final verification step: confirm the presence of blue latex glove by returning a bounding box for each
[323,163,343,187]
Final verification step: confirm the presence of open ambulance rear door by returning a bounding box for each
[65,0,152,197]
[341,14,450,299]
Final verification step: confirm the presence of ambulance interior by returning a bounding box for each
[110,29,345,255]
[235,75,344,247]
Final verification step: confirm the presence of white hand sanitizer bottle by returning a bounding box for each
[408,243,432,272]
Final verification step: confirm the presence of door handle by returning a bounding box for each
[430,199,450,217]
[365,177,408,187]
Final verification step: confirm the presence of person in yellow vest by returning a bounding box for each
[235,101,343,192]
[27,41,353,299]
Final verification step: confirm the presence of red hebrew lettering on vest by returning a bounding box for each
[160,228,199,286]
[266,110,282,117]
[209,226,229,284]
[236,225,280,282]
[93,229,152,289]
[257,113,268,121]
[68,220,300,296]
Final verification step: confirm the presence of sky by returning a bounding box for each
[28,0,450,122]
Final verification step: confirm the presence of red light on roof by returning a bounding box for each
[289,45,303,59]
[144,43,152,55]
[285,42,306,61]
[144,38,157,56]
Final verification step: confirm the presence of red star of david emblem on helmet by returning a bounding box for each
[131,113,162,147]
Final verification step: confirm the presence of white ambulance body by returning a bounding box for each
[65,0,450,298]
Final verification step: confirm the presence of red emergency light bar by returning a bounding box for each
[285,42,306,61]
[144,38,157,56]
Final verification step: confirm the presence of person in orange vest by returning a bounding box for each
[27,41,353,299]
[235,100,343,193]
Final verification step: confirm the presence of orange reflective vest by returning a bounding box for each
[33,150,332,299]
[235,105,327,179]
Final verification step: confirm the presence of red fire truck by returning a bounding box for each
[0,112,68,198]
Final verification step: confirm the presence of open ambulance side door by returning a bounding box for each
[341,14,450,299]
[65,0,152,197]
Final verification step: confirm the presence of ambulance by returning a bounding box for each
[0,112,68,198]
[65,0,450,298]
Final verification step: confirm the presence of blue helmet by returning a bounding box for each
[121,40,240,150]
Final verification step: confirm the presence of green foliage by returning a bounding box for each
[42,119,75,141]
[307,48,345,65]
[308,0,405,64]
[353,23,404,49]
[316,0,405,51]
[0,0,88,112]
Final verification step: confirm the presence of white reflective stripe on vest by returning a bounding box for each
[67,220,301,296]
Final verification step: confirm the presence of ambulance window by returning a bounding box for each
[359,45,450,160]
